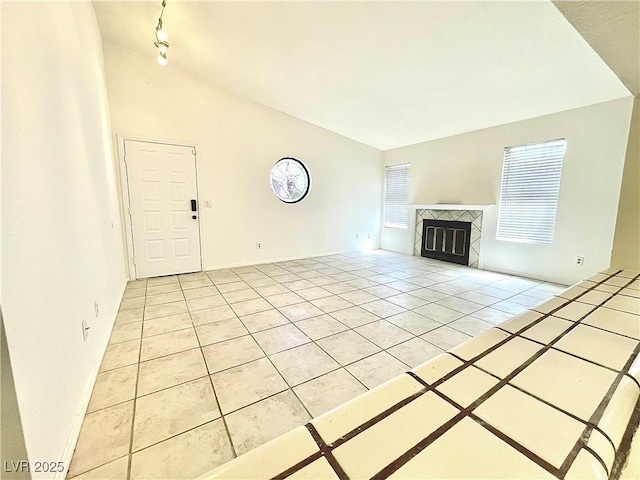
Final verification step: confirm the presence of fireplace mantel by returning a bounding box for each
[409,204,494,211]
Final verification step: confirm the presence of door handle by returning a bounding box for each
[191,199,197,212]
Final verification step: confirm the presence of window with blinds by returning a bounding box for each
[497,139,566,244]
[384,163,410,229]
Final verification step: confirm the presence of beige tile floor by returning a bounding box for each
[203,267,640,480]
[68,250,566,479]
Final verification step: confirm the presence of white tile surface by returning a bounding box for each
[75,257,639,480]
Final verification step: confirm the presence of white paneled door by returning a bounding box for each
[124,140,202,278]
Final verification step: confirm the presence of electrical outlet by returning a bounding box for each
[94,300,100,318]
[82,319,90,341]
[256,242,262,249]
[355,233,359,239]
[576,256,585,266]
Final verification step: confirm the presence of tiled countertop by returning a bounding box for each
[200,268,640,479]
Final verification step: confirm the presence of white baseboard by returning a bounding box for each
[202,249,364,272]
[54,279,128,480]
[480,264,570,286]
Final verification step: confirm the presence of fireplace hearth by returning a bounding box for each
[421,219,472,266]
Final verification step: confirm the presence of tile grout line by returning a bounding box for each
[270,452,323,479]
[243,318,363,421]
[449,351,620,461]
[238,325,304,420]
[416,364,569,477]
[611,393,640,478]
[500,270,640,477]
[70,282,150,478]
[519,332,638,383]
[423,360,614,476]
[557,272,640,476]
[304,423,349,480]
[472,412,563,476]
[560,340,640,477]
[444,348,617,476]
[210,338,397,416]
[265,269,631,479]
[369,332,573,478]
[125,419,230,460]
[581,445,611,477]
[101,254,580,478]
[124,290,148,480]
[111,310,424,387]
[329,378,431,449]
[187,290,239,461]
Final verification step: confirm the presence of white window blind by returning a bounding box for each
[384,163,410,228]
[497,139,566,245]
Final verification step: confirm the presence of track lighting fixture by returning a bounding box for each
[154,0,169,66]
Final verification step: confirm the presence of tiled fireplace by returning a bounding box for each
[409,205,494,268]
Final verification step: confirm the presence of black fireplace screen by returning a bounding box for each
[421,219,472,266]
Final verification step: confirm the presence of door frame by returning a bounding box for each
[116,134,204,280]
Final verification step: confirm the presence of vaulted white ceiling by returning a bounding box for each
[94,1,630,150]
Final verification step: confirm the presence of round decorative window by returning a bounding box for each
[269,157,311,203]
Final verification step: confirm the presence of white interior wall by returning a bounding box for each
[1,3,126,477]
[103,44,382,274]
[381,98,634,285]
